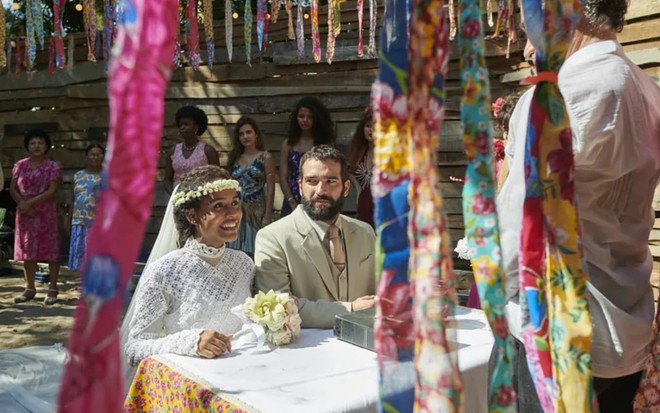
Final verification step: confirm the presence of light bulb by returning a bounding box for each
[266,13,271,20]
[303,13,309,19]
[75,3,83,11]
[11,2,19,10]
[232,12,238,19]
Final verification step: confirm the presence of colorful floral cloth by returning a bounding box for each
[457,0,516,411]
[634,303,660,412]
[71,170,102,227]
[519,0,596,412]
[372,0,415,411]
[125,357,248,413]
[12,158,62,261]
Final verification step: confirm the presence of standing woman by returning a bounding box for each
[227,117,276,256]
[10,130,62,305]
[348,107,374,227]
[164,106,220,194]
[68,144,105,273]
[279,96,335,216]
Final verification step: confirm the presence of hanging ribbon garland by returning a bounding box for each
[271,0,282,23]
[296,1,304,59]
[367,0,377,56]
[492,0,517,57]
[357,0,364,58]
[202,0,214,67]
[186,0,201,69]
[244,0,253,65]
[225,0,233,63]
[25,0,45,70]
[326,0,341,64]
[457,0,516,411]
[372,0,415,411]
[286,0,295,40]
[519,0,596,412]
[408,1,463,411]
[257,0,267,54]
[0,5,5,70]
[83,0,98,61]
[311,0,321,63]
[57,0,180,410]
[103,0,116,64]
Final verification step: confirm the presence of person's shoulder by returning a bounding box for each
[342,215,375,237]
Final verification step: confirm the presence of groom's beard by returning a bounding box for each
[302,194,344,222]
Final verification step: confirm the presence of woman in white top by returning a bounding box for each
[121,165,253,372]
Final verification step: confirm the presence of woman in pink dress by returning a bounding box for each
[10,130,63,305]
[164,106,220,194]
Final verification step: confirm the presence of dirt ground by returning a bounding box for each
[0,272,80,350]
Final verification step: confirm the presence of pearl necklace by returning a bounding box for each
[183,141,199,151]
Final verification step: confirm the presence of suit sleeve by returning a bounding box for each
[254,226,351,329]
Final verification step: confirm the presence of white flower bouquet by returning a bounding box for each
[243,290,302,345]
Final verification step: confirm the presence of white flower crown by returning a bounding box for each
[171,179,241,207]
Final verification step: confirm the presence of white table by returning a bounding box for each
[154,307,494,413]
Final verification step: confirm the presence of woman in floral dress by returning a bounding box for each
[10,130,62,305]
[348,107,375,227]
[279,97,335,216]
[68,144,105,272]
[227,117,276,256]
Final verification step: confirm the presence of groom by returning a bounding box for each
[254,145,376,328]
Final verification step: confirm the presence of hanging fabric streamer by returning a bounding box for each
[296,1,305,59]
[311,0,321,63]
[83,0,98,61]
[202,0,214,67]
[519,1,597,412]
[56,0,180,410]
[487,0,495,27]
[173,37,183,68]
[408,1,463,411]
[372,0,415,412]
[357,0,364,57]
[447,0,456,40]
[25,0,45,70]
[492,0,516,57]
[0,5,5,70]
[326,0,341,64]
[103,0,116,64]
[186,0,201,69]
[225,0,233,63]
[286,0,295,40]
[367,0,377,56]
[257,0,267,54]
[244,0,253,65]
[457,0,516,411]
[271,0,281,23]
[633,304,660,411]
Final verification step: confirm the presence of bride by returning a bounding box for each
[120,165,253,377]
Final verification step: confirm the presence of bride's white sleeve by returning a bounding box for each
[124,276,203,366]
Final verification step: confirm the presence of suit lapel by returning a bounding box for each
[341,218,361,297]
[293,207,339,300]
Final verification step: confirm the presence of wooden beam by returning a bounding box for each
[626,0,660,21]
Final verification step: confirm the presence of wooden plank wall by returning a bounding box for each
[0,1,524,258]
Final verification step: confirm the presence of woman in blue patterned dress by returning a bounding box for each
[279,97,335,216]
[68,144,104,272]
[227,117,275,255]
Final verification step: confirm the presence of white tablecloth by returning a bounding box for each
[156,307,494,413]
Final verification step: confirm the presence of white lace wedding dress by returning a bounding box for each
[123,237,254,367]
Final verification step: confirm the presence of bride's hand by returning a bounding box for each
[197,330,233,358]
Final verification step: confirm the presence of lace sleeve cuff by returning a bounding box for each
[126,328,204,366]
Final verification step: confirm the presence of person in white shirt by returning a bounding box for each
[496,1,660,412]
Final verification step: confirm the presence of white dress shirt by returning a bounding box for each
[497,40,660,378]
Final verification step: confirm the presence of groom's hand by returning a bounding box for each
[351,295,376,312]
[197,330,233,358]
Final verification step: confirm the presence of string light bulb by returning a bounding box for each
[11,1,20,10]
[303,13,309,19]
[75,3,83,11]
[232,12,238,19]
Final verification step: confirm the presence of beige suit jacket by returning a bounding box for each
[254,206,376,328]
